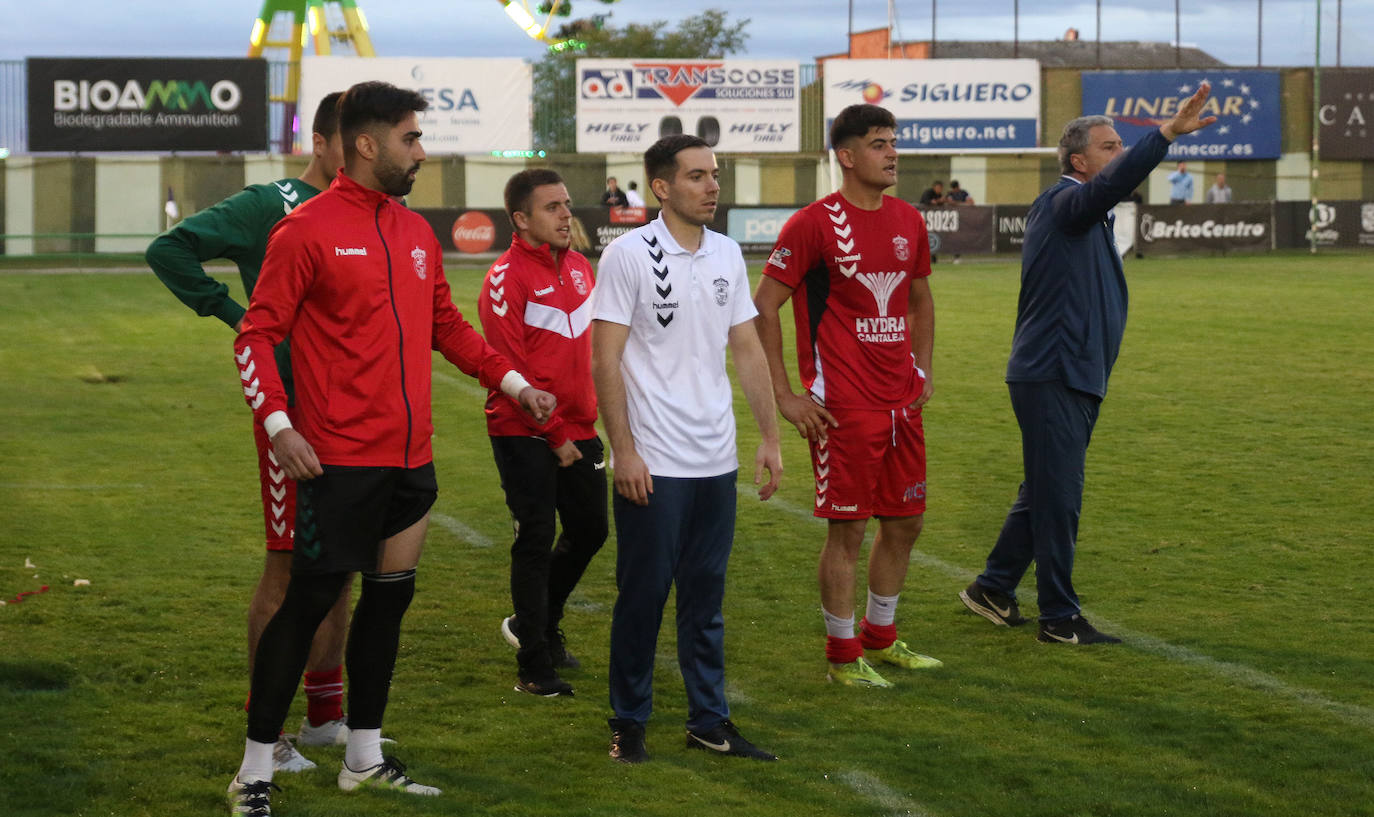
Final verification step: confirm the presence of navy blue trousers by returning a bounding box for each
[978,381,1101,622]
[608,472,736,732]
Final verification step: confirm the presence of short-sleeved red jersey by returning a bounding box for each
[763,192,932,410]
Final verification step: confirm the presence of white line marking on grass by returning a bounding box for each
[747,487,1374,730]
[837,770,939,817]
[431,370,488,399]
[429,512,494,549]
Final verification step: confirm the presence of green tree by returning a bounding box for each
[533,9,751,152]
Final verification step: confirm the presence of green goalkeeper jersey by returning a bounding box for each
[146,177,324,401]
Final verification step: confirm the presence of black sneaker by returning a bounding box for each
[547,627,581,670]
[1037,614,1122,645]
[685,719,778,761]
[609,718,648,764]
[515,675,574,697]
[959,580,1029,627]
[227,777,280,816]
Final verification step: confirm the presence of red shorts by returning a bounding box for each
[810,405,926,519]
[253,419,297,551]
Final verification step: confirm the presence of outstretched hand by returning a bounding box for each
[1161,81,1218,141]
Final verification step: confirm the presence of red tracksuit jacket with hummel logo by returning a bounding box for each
[234,172,515,468]
[478,235,598,450]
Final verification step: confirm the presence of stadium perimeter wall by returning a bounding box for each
[3,66,1372,255]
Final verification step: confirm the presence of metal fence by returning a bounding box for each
[1,59,824,155]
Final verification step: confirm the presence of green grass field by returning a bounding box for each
[2,251,1372,817]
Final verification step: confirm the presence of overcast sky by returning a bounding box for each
[1,1,1368,67]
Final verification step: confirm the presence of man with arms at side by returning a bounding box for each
[1205,173,1232,203]
[959,84,1217,645]
[624,180,646,208]
[593,134,782,764]
[226,81,555,816]
[481,169,607,698]
[147,92,353,770]
[755,103,941,689]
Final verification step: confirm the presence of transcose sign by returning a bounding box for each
[27,58,268,152]
[577,59,800,153]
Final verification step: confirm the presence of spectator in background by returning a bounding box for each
[601,176,629,208]
[1205,173,1233,204]
[947,180,974,205]
[624,180,646,208]
[1167,162,1194,204]
[918,181,946,207]
[958,84,1217,646]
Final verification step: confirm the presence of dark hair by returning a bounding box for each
[829,104,897,150]
[949,180,961,188]
[338,81,429,159]
[504,168,565,228]
[311,91,343,139]
[644,134,710,184]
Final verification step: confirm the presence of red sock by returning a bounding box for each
[303,665,344,727]
[825,635,864,664]
[858,617,897,650]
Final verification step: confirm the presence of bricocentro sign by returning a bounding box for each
[26,57,268,152]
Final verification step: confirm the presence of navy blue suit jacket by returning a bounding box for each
[1006,128,1171,399]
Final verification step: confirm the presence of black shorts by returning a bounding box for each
[291,462,438,575]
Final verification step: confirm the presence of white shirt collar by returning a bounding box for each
[649,214,716,257]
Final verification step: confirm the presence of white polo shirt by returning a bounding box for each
[594,215,758,478]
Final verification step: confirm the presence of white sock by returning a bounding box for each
[345,727,384,772]
[866,590,900,627]
[822,608,855,639]
[237,738,275,784]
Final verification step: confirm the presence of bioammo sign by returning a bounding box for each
[26,57,268,152]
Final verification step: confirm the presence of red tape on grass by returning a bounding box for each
[7,585,50,604]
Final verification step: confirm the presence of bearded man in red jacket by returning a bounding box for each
[227,81,555,815]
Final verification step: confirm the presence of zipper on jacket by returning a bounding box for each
[376,199,414,467]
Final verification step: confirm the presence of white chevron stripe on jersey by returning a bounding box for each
[568,297,595,339]
[823,201,842,212]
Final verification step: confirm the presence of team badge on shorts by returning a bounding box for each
[569,267,589,295]
[411,246,427,280]
[892,235,910,261]
[713,277,729,306]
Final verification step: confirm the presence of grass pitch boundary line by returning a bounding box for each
[747,486,1374,731]
[836,769,941,817]
[430,512,495,549]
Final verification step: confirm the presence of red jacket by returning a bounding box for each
[235,172,514,468]
[478,235,597,448]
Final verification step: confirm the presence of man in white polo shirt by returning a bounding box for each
[592,134,783,764]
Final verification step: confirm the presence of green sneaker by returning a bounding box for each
[826,656,893,688]
[872,639,943,670]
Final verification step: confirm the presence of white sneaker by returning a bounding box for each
[272,734,316,773]
[227,776,279,816]
[338,757,441,796]
[500,615,521,649]
[298,716,348,746]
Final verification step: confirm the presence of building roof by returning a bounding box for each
[927,40,1226,68]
